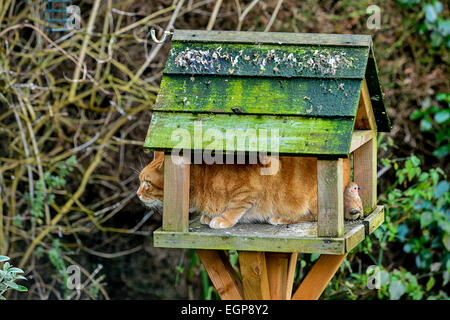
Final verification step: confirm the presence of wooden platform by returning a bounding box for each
[154,205,384,254]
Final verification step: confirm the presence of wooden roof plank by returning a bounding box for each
[173,30,372,47]
[365,49,391,132]
[154,75,362,117]
[166,42,369,79]
[144,112,353,157]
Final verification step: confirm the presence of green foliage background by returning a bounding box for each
[0,0,448,299]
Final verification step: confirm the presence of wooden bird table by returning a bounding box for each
[154,153,384,300]
[144,30,391,300]
[159,204,384,300]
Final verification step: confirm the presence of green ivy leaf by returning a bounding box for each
[433,145,449,158]
[396,0,420,8]
[430,32,443,47]
[443,234,450,251]
[175,266,184,274]
[410,155,421,167]
[403,243,413,253]
[436,92,450,103]
[410,110,423,120]
[0,256,10,262]
[434,109,450,124]
[430,170,440,185]
[444,272,450,286]
[380,270,390,287]
[420,117,433,132]
[422,96,432,110]
[398,172,405,184]
[433,1,443,15]
[434,180,449,198]
[424,3,438,23]
[420,212,434,227]
[389,280,406,300]
[310,253,320,262]
[426,277,436,291]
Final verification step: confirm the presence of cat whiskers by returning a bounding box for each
[129,166,141,175]
[140,198,163,215]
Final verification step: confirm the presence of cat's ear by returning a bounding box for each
[151,151,164,169]
[153,151,164,162]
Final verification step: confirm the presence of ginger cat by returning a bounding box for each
[137,152,318,229]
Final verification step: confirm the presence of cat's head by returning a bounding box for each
[137,152,164,209]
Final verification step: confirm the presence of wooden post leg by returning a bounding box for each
[238,251,271,300]
[291,254,347,300]
[317,159,344,237]
[265,252,298,300]
[353,133,377,216]
[197,250,244,300]
[162,154,190,232]
[354,78,377,216]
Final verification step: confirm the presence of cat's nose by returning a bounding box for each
[136,188,142,197]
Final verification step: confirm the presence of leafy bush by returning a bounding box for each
[410,93,450,158]
[0,256,27,300]
[24,156,77,225]
[322,154,449,300]
[396,0,450,48]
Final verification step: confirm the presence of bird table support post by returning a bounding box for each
[238,251,271,300]
[162,154,190,232]
[292,253,348,300]
[196,250,244,300]
[353,132,377,216]
[265,252,298,300]
[317,159,344,238]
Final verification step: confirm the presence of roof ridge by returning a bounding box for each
[173,30,372,47]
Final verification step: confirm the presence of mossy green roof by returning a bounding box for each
[144,30,391,157]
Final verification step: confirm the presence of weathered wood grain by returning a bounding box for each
[355,78,377,130]
[162,155,190,232]
[144,112,353,157]
[154,75,362,117]
[344,224,365,252]
[285,253,298,300]
[238,251,271,300]
[362,205,385,235]
[196,250,244,300]
[291,254,348,300]
[365,51,391,132]
[154,227,345,254]
[317,159,344,237]
[350,130,373,153]
[166,41,369,79]
[173,30,372,47]
[353,131,377,215]
[265,252,297,300]
[154,207,384,253]
[343,157,351,189]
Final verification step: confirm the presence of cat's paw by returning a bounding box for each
[268,217,288,225]
[200,215,212,225]
[209,216,235,229]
